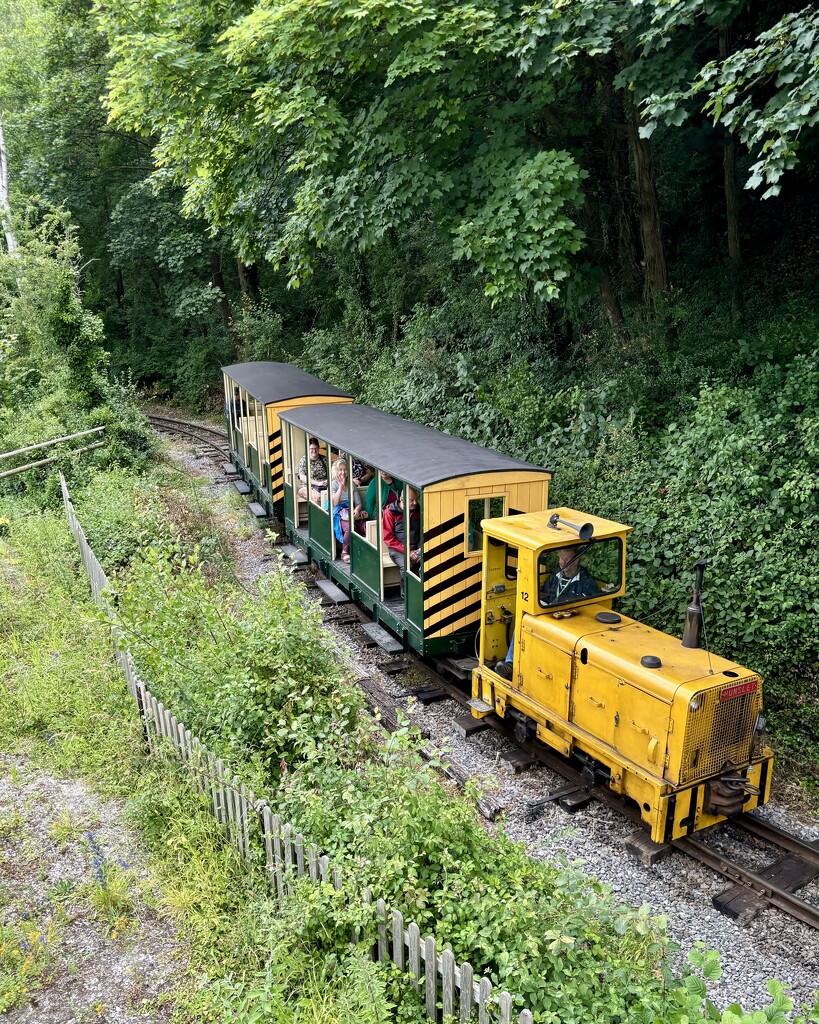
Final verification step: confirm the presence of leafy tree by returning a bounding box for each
[101,0,589,305]
[643,3,819,198]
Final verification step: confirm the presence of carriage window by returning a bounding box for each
[536,538,623,609]
[405,486,422,580]
[467,496,505,554]
[256,402,266,466]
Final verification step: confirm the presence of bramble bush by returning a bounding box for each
[113,546,356,777]
[271,719,674,1023]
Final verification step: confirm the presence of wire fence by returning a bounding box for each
[60,473,535,1024]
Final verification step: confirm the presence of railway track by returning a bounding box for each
[146,414,230,460]
[151,419,819,934]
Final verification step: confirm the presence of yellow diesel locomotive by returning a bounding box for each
[470,508,773,844]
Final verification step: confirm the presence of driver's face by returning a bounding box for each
[558,548,578,572]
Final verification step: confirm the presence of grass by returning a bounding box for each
[48,810,83,846]
[0,917,59,1013]
[0,468,410,1024]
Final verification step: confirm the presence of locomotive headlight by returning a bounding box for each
[689,695,703,712]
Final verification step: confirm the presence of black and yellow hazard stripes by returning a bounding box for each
[269,429,284,503]
[422,512,482,639]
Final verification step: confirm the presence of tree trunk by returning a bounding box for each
[582,198,630,345]
[210,251,235,344]
[0,112,19,255]
[237,259,260,302]
[628,103,669,304]
[720,28,742,317]
[598,268,628,342]
[601,71,641,298]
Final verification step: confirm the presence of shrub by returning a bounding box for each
[114,546,356,776]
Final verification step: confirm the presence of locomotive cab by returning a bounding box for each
[471,508,774,843]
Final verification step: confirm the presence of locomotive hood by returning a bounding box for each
[529,603,759,703]
[523,603,763,787]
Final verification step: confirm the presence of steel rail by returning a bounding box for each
[146,415,230,457]
[674,835,819,931]
[733,813,819,870]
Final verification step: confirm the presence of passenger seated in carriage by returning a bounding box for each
[297,437,328,503]
[382,488,421,589]
[331,457,367,562]
[365,471,402,521]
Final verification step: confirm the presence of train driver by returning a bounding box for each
[495,547,598,679]
[539,546,598,605]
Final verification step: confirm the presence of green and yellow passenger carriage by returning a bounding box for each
[278,403,552,654]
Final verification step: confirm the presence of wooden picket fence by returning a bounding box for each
[59,473,535,1024]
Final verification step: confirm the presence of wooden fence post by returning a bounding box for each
[282,823,293,895]
[478,977,492,1024]
[391,910,405,971]
[270,814,284,900]
[376,899,388,962]
[459,962,474,1023]
[424,935,437,1021]
[441,949,455,1019]
[408,923,421,991]
[307,844,319,882]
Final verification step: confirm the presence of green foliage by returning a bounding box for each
[100,0,591,303]
[114,545,356,776]
[644,5,819,196]
[0,211,157,491]
[0,916,59,1013]
[107,178,236,408]
[234,299,287,363]
[268,718,672,1021]
[0,503,144,786]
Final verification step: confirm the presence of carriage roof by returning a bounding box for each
[280,403,551,488]
[222,362,351,405]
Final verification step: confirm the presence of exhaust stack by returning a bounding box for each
[682,559,707,649]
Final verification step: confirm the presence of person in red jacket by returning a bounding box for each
[382,488,421,591]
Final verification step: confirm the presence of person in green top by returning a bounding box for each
[366,472,402,521]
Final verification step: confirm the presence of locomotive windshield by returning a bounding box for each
[537,538,623,609]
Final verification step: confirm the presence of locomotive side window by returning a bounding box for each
[504,545,518,580]
[467,496,505,554]
[537,538,623,608]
